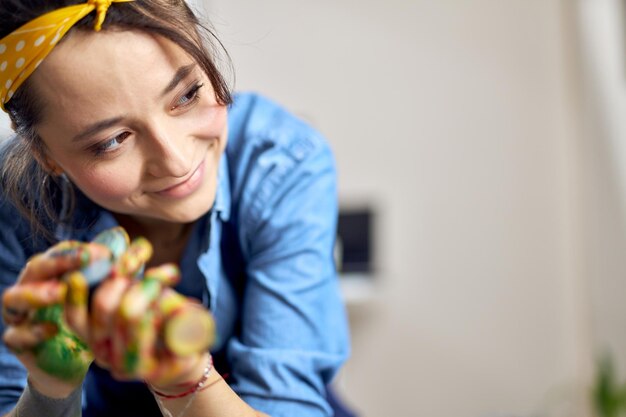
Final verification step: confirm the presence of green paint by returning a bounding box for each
[124,345,139,374]
[23,228,133,381]
[33,305,92,381]
[22,227,214,382]
[141,279,160,300]
[33,304,62,323]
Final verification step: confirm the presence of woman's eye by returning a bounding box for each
[92,132,130,156]
[174,83,204,109]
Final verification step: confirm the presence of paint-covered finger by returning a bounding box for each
[116,237,152,277]
[63,271,89,341]
[144,264,180,287]
[118,278,161,322]
[45,240,82,257]
[89,275,129,366]
[3,322,58,351]
[124,309,158,379]
[156,289,215,356]
[2,281,68,323]
[19,252,83,283]
[163,304,215,357]
[67,243,114,288]
[111,279,161,377]
[91,227,130,260]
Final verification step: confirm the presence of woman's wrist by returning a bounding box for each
[146,353,215,417]
[147,352,213,396]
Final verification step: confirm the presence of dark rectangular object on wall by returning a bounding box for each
[336,208,373,273]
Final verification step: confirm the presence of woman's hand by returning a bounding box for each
[1,242,94,398]
[87,263,215,390]
[2,229,216,398]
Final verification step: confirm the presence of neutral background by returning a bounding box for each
[2,1,625,416]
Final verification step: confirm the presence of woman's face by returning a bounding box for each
[31,29,228,225]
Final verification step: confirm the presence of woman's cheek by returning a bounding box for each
[190,103,227,139]
[70,167,140,202]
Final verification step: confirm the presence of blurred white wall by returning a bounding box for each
[576,0,626,378]
[205,1,592,416]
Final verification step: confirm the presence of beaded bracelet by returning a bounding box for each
[148,355,213,417]
[150,355,213,399]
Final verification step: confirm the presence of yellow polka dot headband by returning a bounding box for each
[0,0,134,112]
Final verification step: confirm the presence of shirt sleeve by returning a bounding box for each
[226,131,350,417]
[0,198,31,415]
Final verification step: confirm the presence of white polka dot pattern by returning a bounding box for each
[0,0,134,112]
[34,35,46,47]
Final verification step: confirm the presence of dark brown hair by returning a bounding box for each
[0,0,233,240]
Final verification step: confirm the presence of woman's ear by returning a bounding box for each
[28,137,65,176]
[46,158,65,176]
[32,151,64,176]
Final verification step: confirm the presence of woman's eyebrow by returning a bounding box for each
[72,116,124,143]
[70,64,198,143]
[161,64,197,97]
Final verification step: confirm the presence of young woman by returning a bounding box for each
[0,1,350,416]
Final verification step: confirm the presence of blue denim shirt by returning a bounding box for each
[0,92,350,417]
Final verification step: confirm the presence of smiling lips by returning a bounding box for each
[156,159,205,198]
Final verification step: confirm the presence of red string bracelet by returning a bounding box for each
[150,355,213,400]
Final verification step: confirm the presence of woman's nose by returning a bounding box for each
[142,126,191,178]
